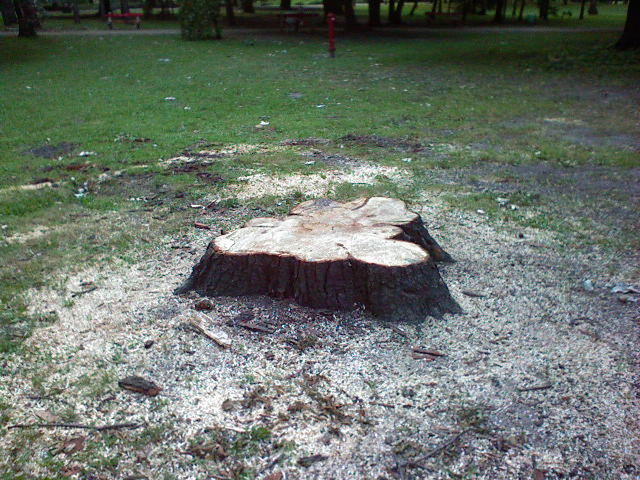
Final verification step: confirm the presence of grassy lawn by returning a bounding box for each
[1,30,638,349]
[0,27,639,478]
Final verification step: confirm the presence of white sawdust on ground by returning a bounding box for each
[1,194,639,480]
[232,165,406,200]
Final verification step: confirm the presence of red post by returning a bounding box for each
[328,13,336,58]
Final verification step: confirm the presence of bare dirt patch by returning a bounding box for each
[25,142,77,159]
[2,194,638,479]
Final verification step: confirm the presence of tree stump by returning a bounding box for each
[176,197,461,320]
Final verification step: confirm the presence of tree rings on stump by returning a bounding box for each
[176,197,460,321]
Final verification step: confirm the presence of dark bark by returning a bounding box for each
[517,0,525,20]
[588,0,598,13]
[493,0,504,22]
[225,0,235,25]
[1,0,17,25]
[368,0,381,24]
[99,0,111,15]
[579,0,586,18]
[143,0,154,18]
[323,0,343,15]
[241,0,254,13]
[14,0,38,36]
[344,0,356,28]
[539,0,549,20]
[280,0,291,9]
[615,0,640,48]
[389,0,404,23]
[72,0,80,22]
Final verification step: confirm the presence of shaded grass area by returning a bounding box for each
[0,30,638,354]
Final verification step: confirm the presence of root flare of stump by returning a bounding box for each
[176,197,461,321]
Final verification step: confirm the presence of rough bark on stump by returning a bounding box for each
[176,197,460,320]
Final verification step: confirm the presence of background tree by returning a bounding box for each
[388,0,405,24]
[368,0,381,25]
[180,0,221,39]
[1,0,18,25]
[493,0,505,22]
[13,0,39,36]
[616,0,639,48]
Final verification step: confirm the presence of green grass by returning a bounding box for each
[1,28,638,354]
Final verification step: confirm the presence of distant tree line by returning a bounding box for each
[1,0,638,48]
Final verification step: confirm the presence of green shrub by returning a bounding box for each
[179,0,222,40]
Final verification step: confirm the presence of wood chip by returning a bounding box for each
[194,222,211,230]
[118,376,162,396]
[263,472,283,480]
[193,299,214,311]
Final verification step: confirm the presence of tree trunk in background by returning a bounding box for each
[368,0,381,25]
[517,0,525,20]
[14,0,38,35]
[72,0,80,22]
[225,0,235,24]
[462,0,470,22]
[579,0,585,17]
[323,0,343,15]
[344,0,356,27]
[389,0,404,23]
[615,0,639,48]
[280,0,291,9]
[1,0,17,24]
[493,0,504,21]
[99,0,111,15]
[143,0,154,17]
[539,0,549,20]
[241,0,254,13]
[588,0,598,13]
[120,0,129,13]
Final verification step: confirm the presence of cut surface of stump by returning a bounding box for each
[176,197,460,320]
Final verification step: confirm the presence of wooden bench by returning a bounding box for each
[106,13,143,29]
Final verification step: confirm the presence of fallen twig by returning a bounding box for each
[7,422,142,431]
[194,222,211,230]
[70,286,98,297]
[412,347,445,357]
[414,429,471,462]
[462,290,486,298]
[517,383,553,392]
